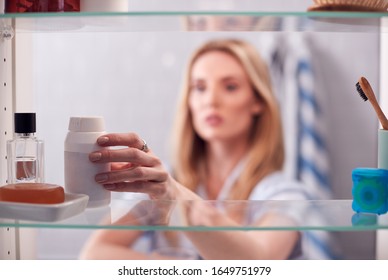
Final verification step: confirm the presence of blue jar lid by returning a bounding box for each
[352,167,388,177]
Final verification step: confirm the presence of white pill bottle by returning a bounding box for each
[64,116,110,208]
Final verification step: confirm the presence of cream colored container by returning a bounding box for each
[64,116,110,208]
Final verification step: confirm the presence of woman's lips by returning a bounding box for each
[205,115,223,126]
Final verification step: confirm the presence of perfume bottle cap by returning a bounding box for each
[68,116,105,132]
[14,113,36,133]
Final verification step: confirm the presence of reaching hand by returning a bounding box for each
[89,132,177,200]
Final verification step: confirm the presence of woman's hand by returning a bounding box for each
[89,132,176,200]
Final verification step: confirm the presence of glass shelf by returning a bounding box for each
[1,199,387,231]
[0,11,386,33]
[1,11,387,18]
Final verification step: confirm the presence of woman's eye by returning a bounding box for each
[192,84,206,92]
[226,84,238,92]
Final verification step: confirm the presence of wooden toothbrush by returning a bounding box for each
[356,76,388,130]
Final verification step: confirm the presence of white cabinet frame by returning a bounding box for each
[377,17,388,260]
[0,18,17,260]
[0,15,387,260]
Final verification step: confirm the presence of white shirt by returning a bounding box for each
[135,161,336,259]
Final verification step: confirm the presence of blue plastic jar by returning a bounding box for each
[352,168,388,215]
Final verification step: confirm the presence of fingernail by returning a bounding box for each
[95,174,108,183]
[103,184,116,190]
[98,136,109,145]
[89,152,102,162]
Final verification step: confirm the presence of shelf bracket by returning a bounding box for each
[0,18,17,260]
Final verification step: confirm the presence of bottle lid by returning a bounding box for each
[68,116,105,132]
[14,113,36,133]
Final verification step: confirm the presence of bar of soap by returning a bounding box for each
[0,183,65,204]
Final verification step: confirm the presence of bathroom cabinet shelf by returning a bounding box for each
[0,11,386,33]
[0,199,387,231]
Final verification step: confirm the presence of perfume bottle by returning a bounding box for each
[7,113,44,184]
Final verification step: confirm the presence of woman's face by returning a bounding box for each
[189,50,263,143]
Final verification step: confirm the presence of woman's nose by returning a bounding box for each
[205,87,220,105]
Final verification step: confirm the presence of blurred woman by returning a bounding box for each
[81,38,321,260]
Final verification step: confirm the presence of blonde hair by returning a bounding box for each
[171,38,284,200]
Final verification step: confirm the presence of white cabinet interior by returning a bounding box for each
[0,2,387,260]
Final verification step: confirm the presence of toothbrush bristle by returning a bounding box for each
[356,82,368,101]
